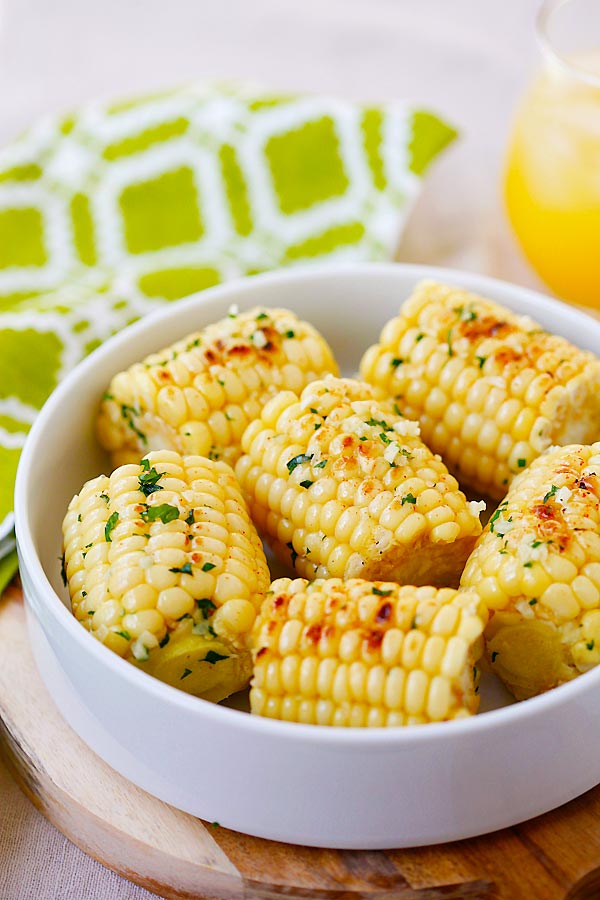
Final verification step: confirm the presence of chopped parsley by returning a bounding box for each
[359,436,367,441]
[204,650,229,664]
[309,408,319,414]
[517,458,527,468]
[197,598,217,618]
[287,541,298,566]
[314,459,327,469]
[391,358,404,368]
[185,510,195,526]
[287,453,313,473]
[211,821,220,829]
[491,651,499,663]
[202,562,216,572]
[410,616,417,629]
[314,422,321,431]
[159,633,170,648]
[529,598,538,606]
[532,540,543,548]
[77,513,82,522]
[587,639,595,651]
[393,403,404,417]
[141,503,179,524]
[300,480,313,489]
[543,485,558,503]
[415,333,424,342]
[120,403,147,445]
[489,501,509,534]
[169,562,193,575]
[523,561,533,568]
[366,417,392,431]
[401,493,417,505]
[105,511,119,542]
[256,312,268,320]
[446,328,454,357]
[476,356,486,369]
[138,459,165,496]
[180,668,193,680]
[284,330,295,339]
[116,629,131,641]
[379,432,392,445]
[372,587,393,597]
[60,553,67,587]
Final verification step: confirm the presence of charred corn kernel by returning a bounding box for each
[360,280,600,498]
[97,307,338,469]
[235,377,483,588]
[62,450,270,702]
[461,443,600,700]
[251,578,486,726]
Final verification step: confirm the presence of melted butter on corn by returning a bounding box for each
[97,306,338,470]
[251,578,486,726]
[62,450,270,701]
[360,280,600,499]
[235,376,483,587]
[461,443,600,699]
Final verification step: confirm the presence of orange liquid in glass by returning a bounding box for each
[505,53,600,309]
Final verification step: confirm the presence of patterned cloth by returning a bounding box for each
[0,83,456,583]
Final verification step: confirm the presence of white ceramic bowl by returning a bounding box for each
[15,263,600,849]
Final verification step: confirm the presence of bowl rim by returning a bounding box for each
[15,260,600,746]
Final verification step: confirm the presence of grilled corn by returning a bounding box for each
[251,577,486,726]
[461,443,600,700]
[235,376,483,587]
[360,280,600,499]
[97,306,338,469]
[62,450,270,701]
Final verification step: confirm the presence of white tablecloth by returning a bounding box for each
[0,0,553,896]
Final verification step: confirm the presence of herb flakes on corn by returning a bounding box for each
[62,450,270,701]
[97,306,338,469]
[360,280,600,499]
[461,443,600,700]
[251,577,486,726]
[235,377,483,587]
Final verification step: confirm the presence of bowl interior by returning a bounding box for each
[18,263,600,716]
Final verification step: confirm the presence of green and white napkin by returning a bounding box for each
[0,82,456,590]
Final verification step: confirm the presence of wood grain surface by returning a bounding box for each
[2,581,600,900]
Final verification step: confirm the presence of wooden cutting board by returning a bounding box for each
[1,580,600,900]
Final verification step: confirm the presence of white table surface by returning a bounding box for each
[0,0,553,897]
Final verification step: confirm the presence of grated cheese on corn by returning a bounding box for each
[461,443,600,699]
[96,306,338,470]
[235,376,483,587]
[360,280,600,499]
[62,450,270,701]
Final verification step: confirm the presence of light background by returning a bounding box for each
[0,0,569,897]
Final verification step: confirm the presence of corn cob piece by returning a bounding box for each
[360,280,600,499]
[235,377,483,587]
[461,443,600,700]
[62,450,270,701]
[251,577,486,726]
[97,306,338,469]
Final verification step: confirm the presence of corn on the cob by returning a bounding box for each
[360,280,600,499]
[235,377,483,587]
[97,306,338,469]
[461,443,600,700]
[251,577,486,726]
[62,450,270,701]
